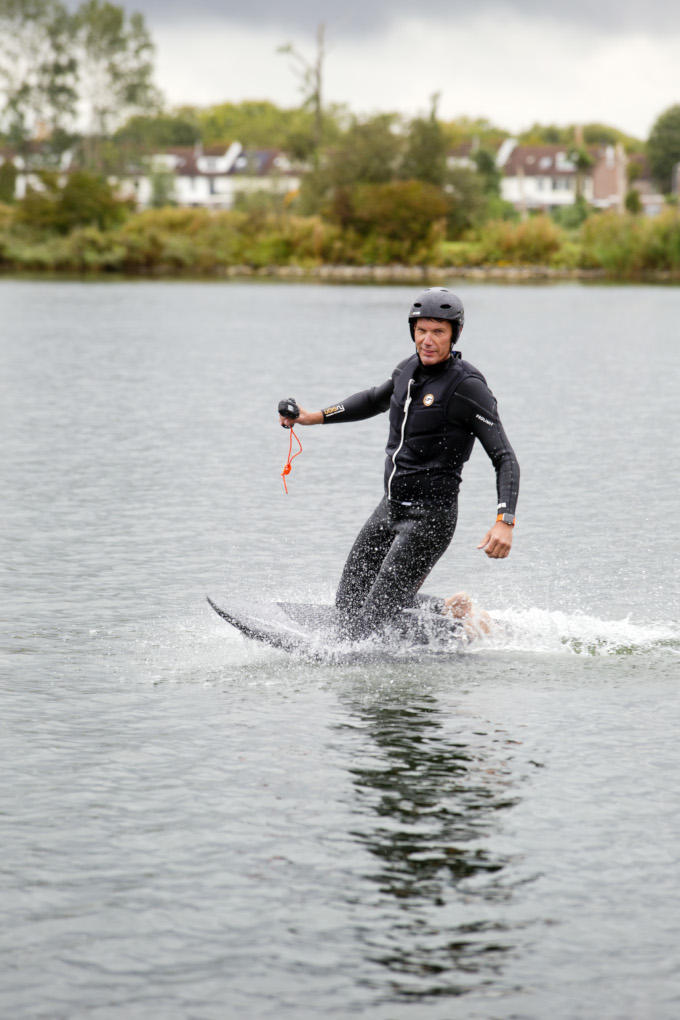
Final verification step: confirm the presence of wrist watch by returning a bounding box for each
[496,513,516,526]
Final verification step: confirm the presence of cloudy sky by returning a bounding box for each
[138,0,680,138]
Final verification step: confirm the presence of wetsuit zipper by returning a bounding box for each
[387,378,414,501]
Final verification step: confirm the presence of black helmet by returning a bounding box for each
[408,288,465,344]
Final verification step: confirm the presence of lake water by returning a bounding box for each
[1,279,679,1019]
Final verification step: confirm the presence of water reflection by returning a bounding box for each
[344,691,522,1001]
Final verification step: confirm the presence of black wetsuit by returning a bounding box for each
[322,351,520,637]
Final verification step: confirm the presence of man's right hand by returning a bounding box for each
[278,405,324,428]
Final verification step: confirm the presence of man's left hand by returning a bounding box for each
[477,521,514,559]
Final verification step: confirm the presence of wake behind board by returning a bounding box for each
[207,596,464,660]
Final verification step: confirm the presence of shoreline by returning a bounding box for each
[2,263,679,283]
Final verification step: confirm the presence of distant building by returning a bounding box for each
[446,141,479,171]
[496,139,668,217]
[124,143,303,210]
[497,142,592,211]
[0,145,73,200]
[446,138,504,172]
[123,142,241,208]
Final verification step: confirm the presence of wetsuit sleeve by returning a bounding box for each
[449,376,520,515]
[321,358,407,423]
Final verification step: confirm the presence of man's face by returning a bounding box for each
[413,318,453,366]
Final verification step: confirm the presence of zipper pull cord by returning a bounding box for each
[387,378,414,500]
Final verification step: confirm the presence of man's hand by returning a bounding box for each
[279,405,324,428]
[477,521,514,559]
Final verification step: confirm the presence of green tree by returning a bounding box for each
[0,0,77,152]
[15,168,130,230]
[473,147,501,194]
[186,99,341,158]
[648,104,680,193]
[401,93,447,187]
[585,123,644,152]
[0,158,17,200]
[114,113,200,148]
[446,166,488,236]
[551,196,590,229]
[441,116,509,150]
[569,146,594,200]
[331,179,449,263]
[300,113,403,215]
[625,188,642,214]
[148,167,176,208]
[518,122,570,145]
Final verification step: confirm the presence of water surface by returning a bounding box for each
[1,280,679,1018]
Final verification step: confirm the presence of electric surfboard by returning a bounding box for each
[207,596,465,660]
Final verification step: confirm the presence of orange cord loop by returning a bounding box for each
[281,426,302,493]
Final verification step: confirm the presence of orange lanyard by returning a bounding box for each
[281,427,302,493]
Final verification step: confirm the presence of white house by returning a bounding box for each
[497,141,593,211]
[0,146,73,200]
[124,143,302,210]
[126,142,243,208]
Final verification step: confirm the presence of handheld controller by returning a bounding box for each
[278,398,300,426]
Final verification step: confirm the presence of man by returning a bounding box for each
[278,287,519,639]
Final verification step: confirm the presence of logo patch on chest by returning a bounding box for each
[422,393,435,407]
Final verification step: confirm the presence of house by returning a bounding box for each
[229,149,303,203]
[496,139,670,216]
[446,138,506,173]
[497,141,593,211]
[124,143,303,210]
[446,141,479,171]
[0,145,73,200]
[125,142,242,208]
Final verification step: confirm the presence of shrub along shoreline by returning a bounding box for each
[1,205,679,281]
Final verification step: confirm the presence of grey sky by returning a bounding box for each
[136,0,680,35]
[138,1,680,138]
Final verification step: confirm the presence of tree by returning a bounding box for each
[0,158,17,200]
[569,146,594,200]
[278,23,325,162]
[299,113,403,215]
[183,99,343,158]
[625,188,642,214]
[648,104,680,194]
[519,122,569,145]
[15,168,130,230]
[148,166,176,208]
[73,0,159,142]
[0,0,77,153]
[330,179,449,263]
[441,115,509,150]
[114,113,200,148]
[401,93,447,187]
[583,121,640,148]
[446,166,488,237]
[473,147,501,195]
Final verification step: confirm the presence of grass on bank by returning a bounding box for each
[1,201,680,277]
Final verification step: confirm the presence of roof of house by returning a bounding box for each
[503,144,595,177]
[149,145,238,177]
[147,145,300,178]
[231,149,300,176]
